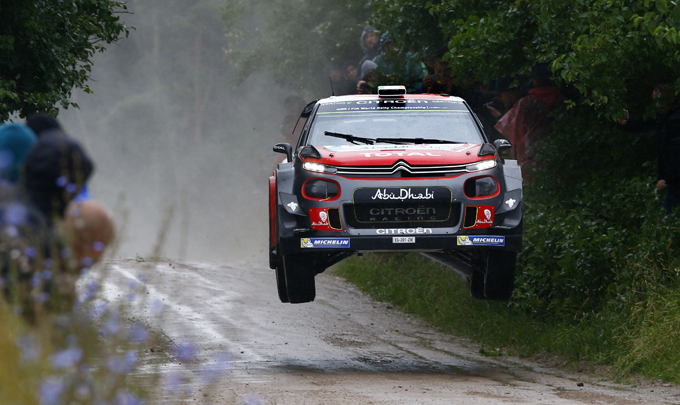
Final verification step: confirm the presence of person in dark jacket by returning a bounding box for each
[26,113,64,138]
[23,133,95,224]
[358,25,381,67]
[621,83,680,213]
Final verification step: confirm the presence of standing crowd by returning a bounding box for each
[0,115,115,319]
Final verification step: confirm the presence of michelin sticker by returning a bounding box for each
[457,236,505,246]
[301,238,351,248]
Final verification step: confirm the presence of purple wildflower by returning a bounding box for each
[25,246,37,258]
[199,353,232,384]
[93,241,105,252]
[38,377,65,405]
[30,274,41,288]
[107,351,137,374]
[103,311,121,335]
[15,333,40,362]
[81,256,93,267]
[42,270,52,280]
[60,248,71,258]
[56,176,68,187]
[3,202,28,226]
[162,372,185,395]
[241,394,264,405]
[128,323,148,344]
[150,299,164,316]
[66,183,77,194]
[174,342,198,363]
[51,347,83,369]
[113,389,142,405]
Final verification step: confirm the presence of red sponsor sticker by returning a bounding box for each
[465,205,495,229]
[309,207,341,231]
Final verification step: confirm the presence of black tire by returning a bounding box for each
[275,264,289,303]
[469,250,516,301]
[282,253,316,303]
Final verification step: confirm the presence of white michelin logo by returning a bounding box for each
[301,238,314,248]
[457,236,473,246]
[505,198,516,208]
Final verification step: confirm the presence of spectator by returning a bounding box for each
[325,61,353,96]
[26,113,64,138]
[423,60,454,94]
[23,133,95,224]
[356,60,378,94]
[620,83,680,213]
[358,25,381,67]
[494,65,564,171]
[0,123,37,183]
[372,34,424,94]
[60,200,116,266]
[343,61,358,94]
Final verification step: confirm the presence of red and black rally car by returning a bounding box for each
[269,86,522,303]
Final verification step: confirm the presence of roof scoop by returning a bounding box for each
[378,85,406,98]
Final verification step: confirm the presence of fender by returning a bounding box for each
[269,174,277,248]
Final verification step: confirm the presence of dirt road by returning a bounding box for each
[98,260,680,404]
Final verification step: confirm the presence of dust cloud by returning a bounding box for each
[58,2,296,262]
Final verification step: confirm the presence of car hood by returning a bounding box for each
[310,144,488,166]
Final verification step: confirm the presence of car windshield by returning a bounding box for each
[306,99,484,146]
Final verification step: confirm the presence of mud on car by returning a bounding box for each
[269,86,523,304]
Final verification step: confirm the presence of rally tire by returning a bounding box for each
[282,254,316,303]
[275,264,289,303]
[469,250,516,301]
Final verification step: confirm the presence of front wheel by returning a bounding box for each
[281,253,316,303]
[470,250,516,301]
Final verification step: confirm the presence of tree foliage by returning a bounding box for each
[0,0,129,121]
[371,0,680,118]
[222,0,370,98]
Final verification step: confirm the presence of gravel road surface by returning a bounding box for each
[96,260,680,404]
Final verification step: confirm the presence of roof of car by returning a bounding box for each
[315,93,466,105]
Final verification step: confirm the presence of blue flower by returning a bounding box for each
[3,202,28,226]
[128,323,148,344]
[60,248,71,258]
[199,353,232,384]
[39,377,65,405]
[104,312,121,335]
[173,342,198,363]
[93,241,105,252]
[113,389,142,405]
[150,300,164,316]
[82,257,93,267]
[51,347,83,369]
[25,246,37,258]
[107,351,137,374]
[66,183,77,194]
[55,176,68,187]
[15,333,40,362]
[162,372,184,395]
[42,270,52,280]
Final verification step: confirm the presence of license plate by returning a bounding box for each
[393,237,415,244]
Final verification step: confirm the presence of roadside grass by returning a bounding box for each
[334,253,632,375]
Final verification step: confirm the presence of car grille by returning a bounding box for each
[335,160,467,178]
[344,202,462,229]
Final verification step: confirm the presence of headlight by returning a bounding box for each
[466,159,497,172]
[303,179,340,200]
[303,162,337,174]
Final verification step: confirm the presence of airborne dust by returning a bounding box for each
[58,2,306,262]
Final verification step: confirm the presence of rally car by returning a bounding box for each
[269,86,523,304]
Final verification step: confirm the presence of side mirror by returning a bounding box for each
[273,143,293,162]
[493,138,512,151]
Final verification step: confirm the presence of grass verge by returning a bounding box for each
[334,253,631,375]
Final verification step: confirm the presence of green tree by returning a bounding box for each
[223,0,370,98]
[0,0,128,121]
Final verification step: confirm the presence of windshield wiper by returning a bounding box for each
[374,137,463,145]
[324,131,375,145]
